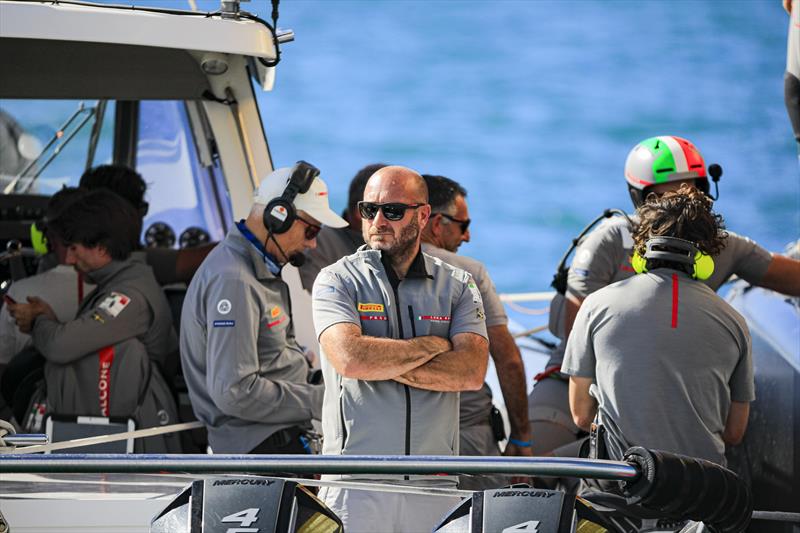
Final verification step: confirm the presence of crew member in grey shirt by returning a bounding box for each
[421,174,532,490]
[532,135,799,456]
[563,185,754,467]
[299,163,387,291]
[180,163,347,454]
[313,166,489,533]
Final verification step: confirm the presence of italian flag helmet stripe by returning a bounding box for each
[639,136,705,183]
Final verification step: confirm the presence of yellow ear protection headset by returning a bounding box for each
[30,220,49,255]
[631,236,714,280]
[263,160,320,234]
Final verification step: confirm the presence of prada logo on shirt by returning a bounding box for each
[360,315,388,321]
[267,315,287,328]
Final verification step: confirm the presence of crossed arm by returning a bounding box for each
[319,322,488,392]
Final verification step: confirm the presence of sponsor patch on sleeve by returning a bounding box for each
[315,285,336,297]
[572,268,589,277]
[213,320,235,328]
[97,292,130,318]
[467,281,483,305]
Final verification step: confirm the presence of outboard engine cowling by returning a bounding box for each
[150,476,343,533]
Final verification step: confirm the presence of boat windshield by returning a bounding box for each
[0,99,232,248]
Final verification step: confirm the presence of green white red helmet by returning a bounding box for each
[624,136,710,206]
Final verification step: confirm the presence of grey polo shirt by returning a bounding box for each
[421,243,507,427]
[547,215,772,367]
[180,226,323,454]
[313,246,487,482]
[562,269,754,466]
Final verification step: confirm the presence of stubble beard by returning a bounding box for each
[367,217,420,263]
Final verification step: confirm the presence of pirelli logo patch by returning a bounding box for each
[358,303,384,313]
[418,315,450,322]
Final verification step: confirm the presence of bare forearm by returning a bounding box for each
[395,334,489,392]
[321,324,451,380]
[489,325,531,440]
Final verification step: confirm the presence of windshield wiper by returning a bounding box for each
[3,102,97,195]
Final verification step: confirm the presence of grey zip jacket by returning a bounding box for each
[30,258,181,452]
[180,226,323,454]
[313,247,487,483]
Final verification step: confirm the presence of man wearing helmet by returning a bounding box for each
[563,185,753,466]
[530,135,800,457]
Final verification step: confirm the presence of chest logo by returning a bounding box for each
[217,299,232,315]
[270,306,282,318]
[357,303,384,313]
[98,292,130,318]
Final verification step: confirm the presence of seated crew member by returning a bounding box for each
[313,166,489,533]
[180,162,347,454]
[530,135,800,456]
[299,162,387,291]
[562,185,753,467]
[6,189,180,451]
[0,187,93,420]
[421,173,532,490]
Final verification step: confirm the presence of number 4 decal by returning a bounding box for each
[502,520,540,533]
[221,507,260,532]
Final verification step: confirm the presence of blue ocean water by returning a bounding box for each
[256,0,799,294]
[10,0,800,297]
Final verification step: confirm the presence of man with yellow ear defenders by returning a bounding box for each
[529,135,800,458]
[562,185,754,470]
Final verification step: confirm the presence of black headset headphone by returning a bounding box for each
[263,160,320,234]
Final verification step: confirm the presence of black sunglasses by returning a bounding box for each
[297,215,322,240]
[358,201,426,222]
[437,212,471,233]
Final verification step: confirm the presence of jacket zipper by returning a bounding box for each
[339,378,348,450]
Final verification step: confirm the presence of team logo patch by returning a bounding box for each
[361,315,388,321]
[417,315,451,322]
[213,320,235,328]
[357,303,384,313]
[577,250,592,264]
[572,268,589,277]
[467,282,482,304]
[476,308,486,320]
[267,315,288,328]
[270,306,282,318]
[270,205,288,222]
[217,299,232,314]
[98,292,130,318]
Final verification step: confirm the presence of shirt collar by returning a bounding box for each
[234,220,281,276]
[378,246,433,281]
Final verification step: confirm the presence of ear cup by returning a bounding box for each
[264,198,296,234]
[693,252,714,280]
[30,222,48,255]
[631,251,647,274]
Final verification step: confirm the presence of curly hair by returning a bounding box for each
[633,184,727,273]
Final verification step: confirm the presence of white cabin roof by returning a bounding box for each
[0,0,276,59]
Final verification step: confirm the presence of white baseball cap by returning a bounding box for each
[254,166,347,228]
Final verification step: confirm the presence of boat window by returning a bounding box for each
[137,101,232,249]
[0,100,115,195]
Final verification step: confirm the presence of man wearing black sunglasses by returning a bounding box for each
[312,166,490,532]
[180,165,347,456]
[421,174,532,491]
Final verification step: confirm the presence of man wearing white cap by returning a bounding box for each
[180,162,347,454]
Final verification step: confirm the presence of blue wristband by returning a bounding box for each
[508,438,532,447]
